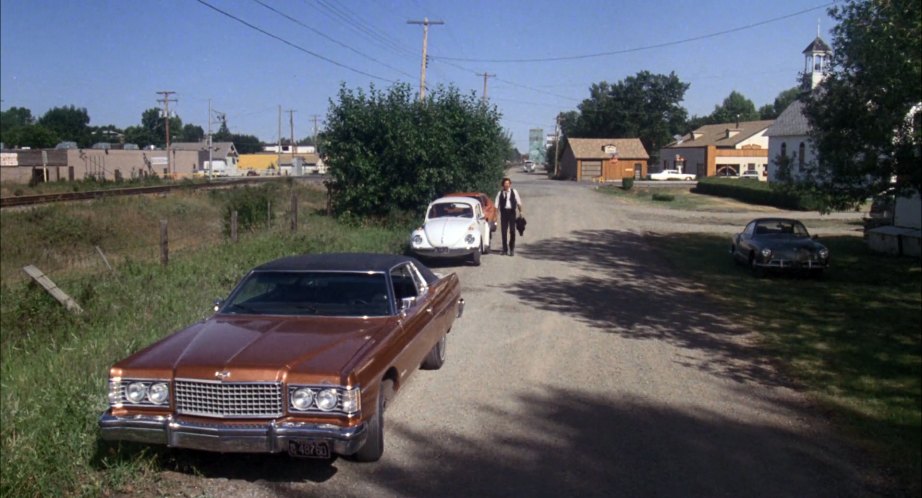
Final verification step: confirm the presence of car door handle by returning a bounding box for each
[426,307,433,314]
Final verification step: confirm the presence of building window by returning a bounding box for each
[798,143,805,168]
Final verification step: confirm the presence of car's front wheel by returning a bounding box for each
[471,247,481,266]
[749,253,764,278]
[352,380,392,462]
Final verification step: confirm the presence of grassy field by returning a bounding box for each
[0,182,414,497]
[646,232,922,495]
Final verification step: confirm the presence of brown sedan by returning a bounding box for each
[99,253,464,461]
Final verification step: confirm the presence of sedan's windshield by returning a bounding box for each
[428,202,474,219]
[221,271,390,317]
[754,220,810,237]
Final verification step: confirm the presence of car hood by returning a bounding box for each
[112,315,396,381]
[424,218,475,247]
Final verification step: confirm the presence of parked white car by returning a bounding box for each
[649,169,695,181]
[523,161,536,173]
[740,170,761,180]
[410,196,491,266]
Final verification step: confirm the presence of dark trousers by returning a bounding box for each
[500,208,516,252]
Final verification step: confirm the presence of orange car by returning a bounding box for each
[444,192,497,232]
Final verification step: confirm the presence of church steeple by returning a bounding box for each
[802,30,832,90]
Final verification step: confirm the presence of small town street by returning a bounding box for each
[151,172,873,498]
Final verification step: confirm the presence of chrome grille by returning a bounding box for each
[174,379,283,418]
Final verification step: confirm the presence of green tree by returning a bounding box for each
[707,91,760,124]
[231,133,262,154]
[139,107,182,147]
[122,125,154,148]
[799,0,921,210]
[4,124,59,149]
[38,105,91,146]
[762,86,801,119]
[180,124,205,142]
[213,120,232,142]
[569,71,690,162]
[0,107,36,146]
[321,83,506,218]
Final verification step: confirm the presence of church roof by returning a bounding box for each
[765,100,811,137]
[802,36,831,54]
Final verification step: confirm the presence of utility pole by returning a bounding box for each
[277,105,282,175]
[156,91,177,178]
[554,114,562,178]
[207,100,225,179]
[287,109,296,173]
[476,72,496,103]
[309,114,321,149]
[407,18,444,102]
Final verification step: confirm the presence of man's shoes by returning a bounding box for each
[501,250,508,255]
[509,249,514,256]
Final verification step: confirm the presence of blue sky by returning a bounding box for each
[0,0,835,152]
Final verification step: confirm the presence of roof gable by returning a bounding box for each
[564,138,649,159]
[765,100,811,137]
[667,120,773,148]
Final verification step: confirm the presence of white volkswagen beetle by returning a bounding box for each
[410,196,491,266]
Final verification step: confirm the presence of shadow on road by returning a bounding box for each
[124,387,872,498]
[507,229,791,387]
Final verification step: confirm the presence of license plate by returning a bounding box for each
[288,439,331,458]
[436,247,449,253]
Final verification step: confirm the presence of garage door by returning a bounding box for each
[581,160,602,179]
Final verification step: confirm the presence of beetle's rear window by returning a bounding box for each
[221,271,390,317]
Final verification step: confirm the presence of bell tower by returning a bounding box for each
[802,28,832,90]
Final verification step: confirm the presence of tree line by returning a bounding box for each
[0,106,266,153]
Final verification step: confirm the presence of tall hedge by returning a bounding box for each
[320,83,506,219]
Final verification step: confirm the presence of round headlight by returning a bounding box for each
[316,389,338,411]
[126,382,148,404]
[291,388,314,411]
[760,248,772,258]
[465,234,476,244]
[412,234,423,245]
[148,382,169,404]
[818,249,829,259]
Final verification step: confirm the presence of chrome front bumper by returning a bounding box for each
[99,412,367,456]
[411,247,476,258]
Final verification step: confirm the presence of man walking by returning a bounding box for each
[494,177,523,256]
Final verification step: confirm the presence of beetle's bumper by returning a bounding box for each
[411,247,476,258]
[99,411,367,455]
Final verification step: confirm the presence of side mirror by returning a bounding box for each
[213,299,223,312]
[400,296,416,312]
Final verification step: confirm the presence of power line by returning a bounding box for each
[432,3,833,63]
[195,0,395,82]
[310,0,416,58]
[252,0,415,79]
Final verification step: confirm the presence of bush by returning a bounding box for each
[652,192,674,202]
[210,185,277,235]
[622,177,635,190]
[694,177,821,210]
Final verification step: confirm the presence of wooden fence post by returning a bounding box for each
[160,219,169,265]
[290,193,298,232]
[231,210,238,242]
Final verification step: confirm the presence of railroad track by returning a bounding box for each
[0,177,323,208]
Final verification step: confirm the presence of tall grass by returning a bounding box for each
[0,183,414,496]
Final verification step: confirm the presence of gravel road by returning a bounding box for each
[150,172,875,498]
